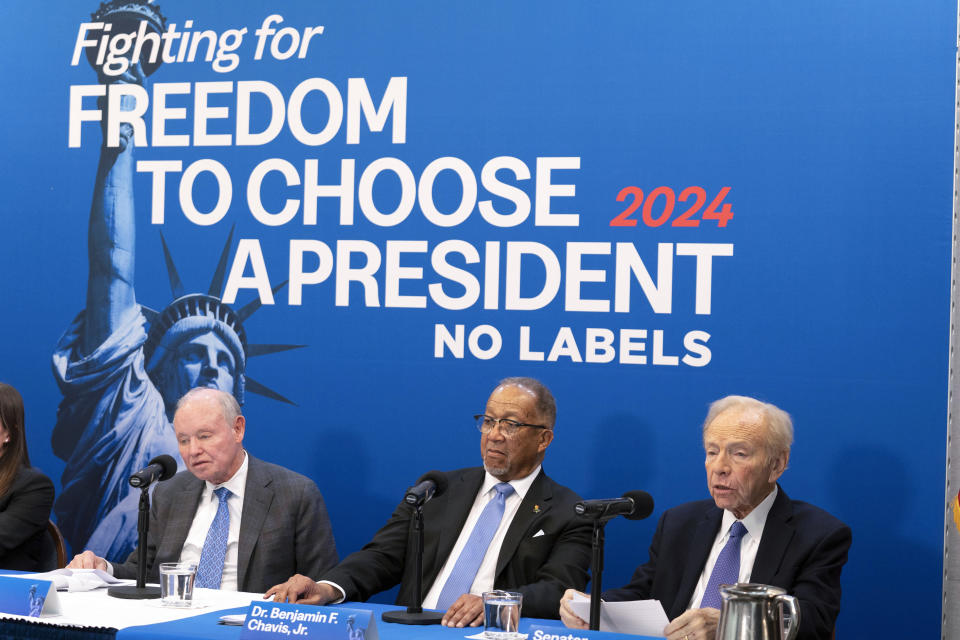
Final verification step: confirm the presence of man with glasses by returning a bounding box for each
[266,377,591,626]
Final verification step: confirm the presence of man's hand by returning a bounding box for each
[67,550,107,571]
[662,607,720,640]
[264,575,338,604]
[441,593,484,627]
[559,589,589,629]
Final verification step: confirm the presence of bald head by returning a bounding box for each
[176,387,241,424]
[496,377,557,428]
[174,387,245,485]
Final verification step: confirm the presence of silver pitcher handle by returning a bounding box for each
[776,594,801,640]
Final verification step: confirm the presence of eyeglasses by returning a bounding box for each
[474,414,550,437]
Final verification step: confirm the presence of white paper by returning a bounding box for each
[20,569,127,592]
[569,593,669,637]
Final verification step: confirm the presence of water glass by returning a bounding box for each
[483,590,523,640]
[159,562,197,607]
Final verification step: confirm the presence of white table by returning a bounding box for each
[0,579,264,635]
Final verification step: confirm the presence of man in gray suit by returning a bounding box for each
[68,388,337,592]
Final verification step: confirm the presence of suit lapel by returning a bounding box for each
[236,456,273,591]
[673,506,722,616]
[495,469,550,577]
[159,475,204,562]
[426,468,482,591]
[750,487,794,585]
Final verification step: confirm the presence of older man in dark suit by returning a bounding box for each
[266,377,592,626]
[559,395,851,640]
[68,387,337,592]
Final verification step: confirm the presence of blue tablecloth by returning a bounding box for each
[117,602,645,640]
[119,602,483,640]
[119,605,249,640]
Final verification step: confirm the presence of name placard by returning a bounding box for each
[0,575,61,617]
[526,624,660,640]
[240,603,379,640]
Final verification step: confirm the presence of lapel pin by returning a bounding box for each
[533,504,541,514]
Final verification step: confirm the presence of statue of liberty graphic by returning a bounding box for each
[28,585,45,617]
[51,0,299,561]
[346,615,366,640]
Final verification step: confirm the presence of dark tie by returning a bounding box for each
[699,521,747,609]
[195,487,231,589]
[435,482,515,610]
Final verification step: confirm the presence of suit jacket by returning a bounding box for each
[322,467,591,619]
[113,455,338,592]
[602,486,851,640]
[0,466,55,571]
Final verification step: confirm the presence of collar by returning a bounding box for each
[481,464,541,501]
[720,484,778,539]
[203,450,248,501]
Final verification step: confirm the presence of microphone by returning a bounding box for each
[575,490,654,521]
[404,470,449,506]
[128,455,178,488]
[110,454,178,600]
[383,470,451,624]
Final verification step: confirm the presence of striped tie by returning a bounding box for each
[435,482,515,610]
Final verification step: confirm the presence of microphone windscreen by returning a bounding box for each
[416,470,449,497]
[149,454,178,481]
[622,490,654,520]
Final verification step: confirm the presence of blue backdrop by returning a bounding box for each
[0,1,953,636]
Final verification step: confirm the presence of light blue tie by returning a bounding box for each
[700,521,747,608]
[436,482,515,610]
[195,487,231,589]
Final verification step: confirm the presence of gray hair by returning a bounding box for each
[703,395,793,461]
[497,377,557,428]
[175,387,242,424]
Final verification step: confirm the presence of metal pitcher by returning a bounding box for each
[715,583,800,640]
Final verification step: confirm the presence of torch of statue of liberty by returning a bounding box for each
[52,0,298,560]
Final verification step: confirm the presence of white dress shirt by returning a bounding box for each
[178,451,249,591]
[687,485,778,609]
[321,465,541,607]
[421,466,540,609]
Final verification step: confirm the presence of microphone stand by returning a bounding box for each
[108,486,160,599]
[381,503,444,624]
[589,518,605,631]
[576,491,653,630]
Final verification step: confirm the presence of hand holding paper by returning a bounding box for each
[566,591,670,638]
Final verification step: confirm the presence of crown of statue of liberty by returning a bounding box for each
[142,228,301,406]
[91,0,166,25]
[87,2,301,407]
[88,1,167,75]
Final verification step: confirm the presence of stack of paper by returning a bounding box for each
[568,592,669,637]
[18,569,128,592]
